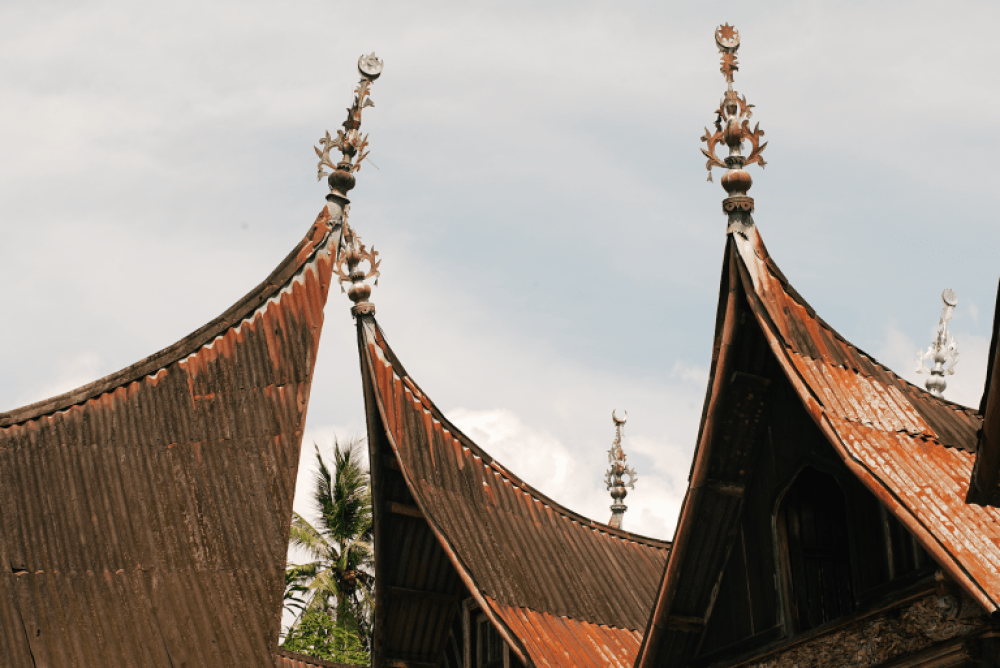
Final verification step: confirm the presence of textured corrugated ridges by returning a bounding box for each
[732,225,1000,612]
[0,208,338,668]
[740,227,981,452]
[361,325,670,638]
[490,600,642,668]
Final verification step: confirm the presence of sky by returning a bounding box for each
[1,0,997,546]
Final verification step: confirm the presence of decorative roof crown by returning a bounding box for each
[315,53,383,204]
[316,53,384,317]
[605,410,637,529]
[700,24,767,233]
[916,289,960,398]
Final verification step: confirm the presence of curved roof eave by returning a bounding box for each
[0,207,340,427]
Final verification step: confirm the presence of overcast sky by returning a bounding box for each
[1,1,997,543]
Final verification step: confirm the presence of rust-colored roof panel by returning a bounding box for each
[0,207,341,667]
[358,316,670,667]
[491,599,643,668]
[731,226,1000,612]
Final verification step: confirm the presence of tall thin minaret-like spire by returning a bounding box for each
[605,410,637,530]
[700,24,768,234]
[917,289,960,398]
[316,53,384,317]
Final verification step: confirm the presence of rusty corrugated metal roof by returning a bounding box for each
[968,279,1000,505]
[638,225,996,668]
[0,208,341,668]
[357,316,670,668]
[274,648,364,668]
[730,227,998,612]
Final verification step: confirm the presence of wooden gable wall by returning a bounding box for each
[693,365,936,665]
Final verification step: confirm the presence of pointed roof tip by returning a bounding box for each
[701,24,767,234]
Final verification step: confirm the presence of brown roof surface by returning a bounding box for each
[638,224,994,668]
[730,227,996,611]
[358,316,670,668]
[274,648,364,668]
[0,207,341,668]
[968,279,1000,505]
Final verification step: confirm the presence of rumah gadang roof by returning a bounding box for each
[356,315,671,668]
[638,223,993,667]
[968,279,1000,505]
[0,206,342,668]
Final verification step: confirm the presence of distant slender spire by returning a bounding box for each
[917,289,960,398]
[605,410,637,529]
[700,24,767,234]
[318,53,384,317]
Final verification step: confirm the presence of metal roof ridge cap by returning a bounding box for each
[0,207,339,427]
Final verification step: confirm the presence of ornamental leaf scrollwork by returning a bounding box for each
[316,53,382,181]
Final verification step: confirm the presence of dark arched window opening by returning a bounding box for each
[779,467,855,631]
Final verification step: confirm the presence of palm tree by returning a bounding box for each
[284,436,374,652]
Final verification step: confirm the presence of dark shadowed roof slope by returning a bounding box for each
[968,279,1000,505]
[638,223,995,668]
[357,315,671,668]
[0,206,342,668]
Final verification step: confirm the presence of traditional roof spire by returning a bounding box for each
[315,53,383,224]
[605,409,637,529]
[700,24,767,233]
[335,224,380,317]
[318,53,384,317]
[917,289,960,398]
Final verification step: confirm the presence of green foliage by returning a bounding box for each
[282,608,370,665]
[284,436,374,659]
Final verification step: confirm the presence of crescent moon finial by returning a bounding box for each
[612,409,627,425]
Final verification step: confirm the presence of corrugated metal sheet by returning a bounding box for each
[358,316,670,668]
[638,226,995,668]
[0,207,341,668]
[491,598,643,668]
[968,280,1000,505]
[274,648,364,668]
[731,226,1000,613]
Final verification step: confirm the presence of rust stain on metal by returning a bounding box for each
[0,207,340,667]
[730,225,1000,613]
[358,317,670,667]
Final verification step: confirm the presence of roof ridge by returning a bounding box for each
[368,324,672,550]
[749,231,978,413]
[0,208,338,427]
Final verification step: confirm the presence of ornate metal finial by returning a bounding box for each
[700,24,767,233]
[604,409,637,530]
[334,222,381,317]
[916,289,960,398]
[315,53,383,207]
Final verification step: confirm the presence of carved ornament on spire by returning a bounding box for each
[916,289,960,398]
[700,24,767,231]
[335,221,381,317]
[315,53,383,201]
[605,409,637,530]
